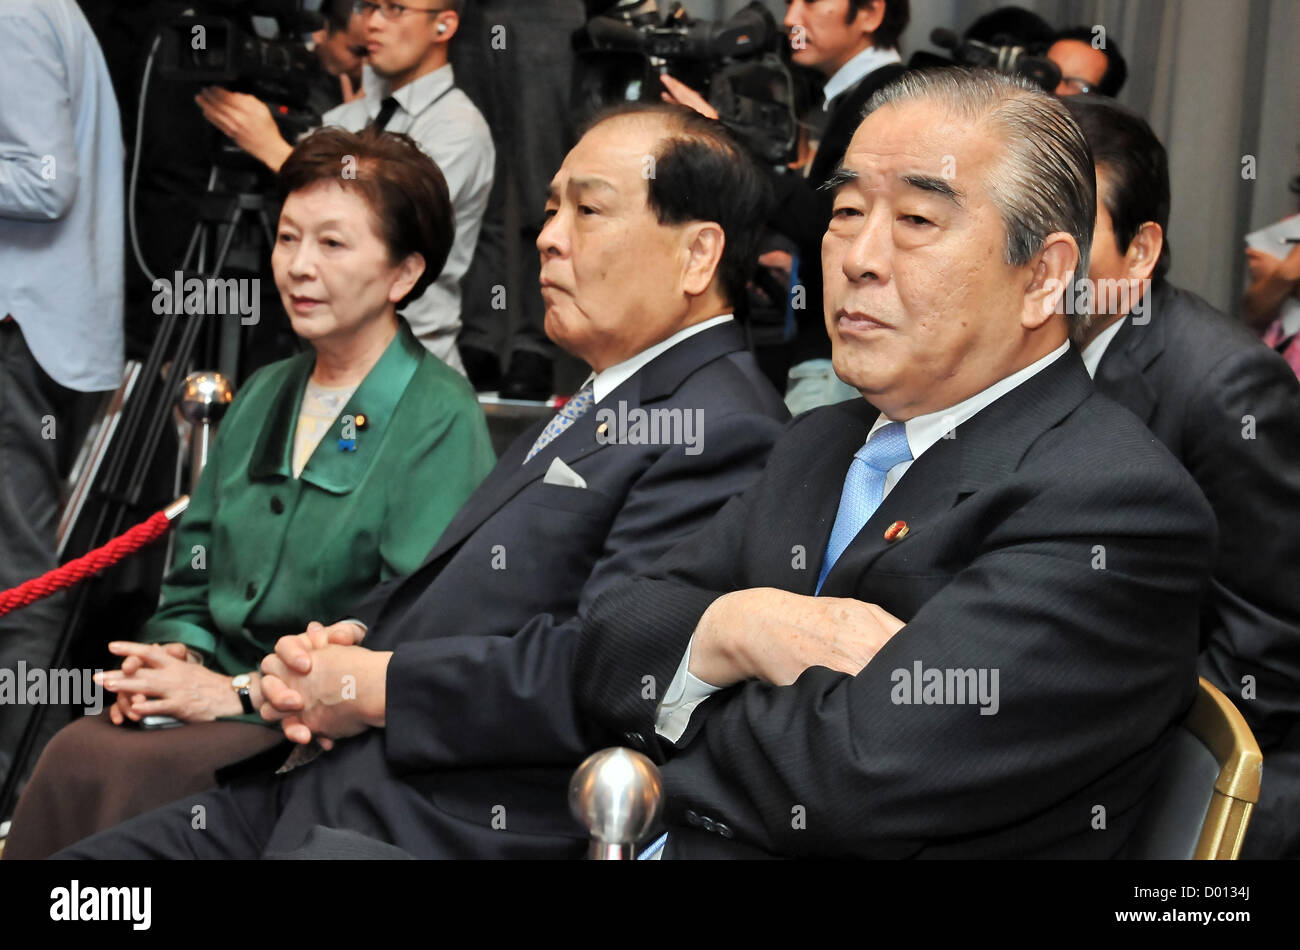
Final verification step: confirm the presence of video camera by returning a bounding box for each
[157,0,324,112]
[573,1,798,165]
[914,27,1062,92]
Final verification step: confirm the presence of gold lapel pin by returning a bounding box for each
[596,422,609,437]
[884,520,909,542]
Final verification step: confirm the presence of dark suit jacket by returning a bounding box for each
[1093,280,1300,856]
[577,350,1218,858]
[239,322,790,858]
[767,62,907,367]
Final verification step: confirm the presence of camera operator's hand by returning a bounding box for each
[659,74,718,120]
[196,86,294,173]
[339,73,365,104]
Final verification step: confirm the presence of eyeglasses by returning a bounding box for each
[1059,76,1096,95]
[353,1,448,20]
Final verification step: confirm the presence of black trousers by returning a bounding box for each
[0,321,108,790]
[55,774,282,860]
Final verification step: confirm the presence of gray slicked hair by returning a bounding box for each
[865,68,1097,342]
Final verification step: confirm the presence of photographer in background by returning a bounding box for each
[1047,25,1127,97]
[307,0,369,108]
[662,0,909,413]
[196,0,493,373]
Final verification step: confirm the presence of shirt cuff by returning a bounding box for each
[655,635,723,743]
[337,618,368,640]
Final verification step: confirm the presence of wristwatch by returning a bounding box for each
[230,673,255,715]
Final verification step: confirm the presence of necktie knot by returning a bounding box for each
[856,421,912,472]
[372,96,399,131]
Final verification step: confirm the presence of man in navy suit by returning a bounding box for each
[57,104,789,859]
[576,70,1218,858]
[1064,94,1300,858]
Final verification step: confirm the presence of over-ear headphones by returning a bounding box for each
[437,22,448,33]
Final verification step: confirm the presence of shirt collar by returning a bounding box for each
[361,62,455,121]
[1080,315,1129,378]
[585,314,735,404]
[867,340,1071,460]
[823,45,902,109]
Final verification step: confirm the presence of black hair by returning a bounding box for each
[1054,25,1128,97]
[848,0,910,51]
[580,103,774,311]
[1063,95,1171,281]
[322,0,353,34]
[963,5,1055,52]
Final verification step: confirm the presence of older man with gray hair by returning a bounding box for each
[577,69,1219,859]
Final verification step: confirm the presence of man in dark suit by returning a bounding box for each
[56,104,789,859]
[575,69,1218,859]
[1064,95,1300,858]
[662,0,909,409]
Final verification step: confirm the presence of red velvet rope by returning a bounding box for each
[0,508,176,618]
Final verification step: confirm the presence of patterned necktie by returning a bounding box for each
[815,421,913,593]
[523,384,595,464]
[371,96,399,131]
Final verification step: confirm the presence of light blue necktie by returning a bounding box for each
[523,384,595,464]
[815,422,912,593]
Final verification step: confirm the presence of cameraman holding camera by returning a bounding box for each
[196,0,492,374]
[663,0,908,412]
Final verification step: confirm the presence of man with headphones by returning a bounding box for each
[196,0,494,375]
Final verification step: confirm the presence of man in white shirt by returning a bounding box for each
[575,69,1218,859]
[196,0,493,373]
[0,0,124,789]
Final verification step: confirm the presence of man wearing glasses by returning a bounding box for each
[197,0,493,375]
[1046,25,1128,97]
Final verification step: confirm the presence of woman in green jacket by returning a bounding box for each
[5,127,495,859]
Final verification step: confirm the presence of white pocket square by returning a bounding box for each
[542,457,587,489]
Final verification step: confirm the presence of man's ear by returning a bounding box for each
[681,222,726,298]
[389,253,426,304]
[434,10,459,42]
[1023,232,1079,330]
[855,0,887,38]
[1124,221,1163,282]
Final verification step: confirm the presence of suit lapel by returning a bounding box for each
[819,350,1096,594]
[413,321,752,568]
[1093,282,1170,426]
[821,435,963,594]
[779,398,880,595]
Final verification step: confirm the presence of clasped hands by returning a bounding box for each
[688,588,906,689]
[257,621,392,750]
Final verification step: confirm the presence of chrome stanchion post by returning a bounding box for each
[569,747,663,860]
[178,371,234,490]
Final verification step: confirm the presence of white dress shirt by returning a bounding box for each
[1080,316,1128,378]
[323,64,494,374]
[0,0,123,392]
[655,340,1073,743]
[822,45,903,109]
